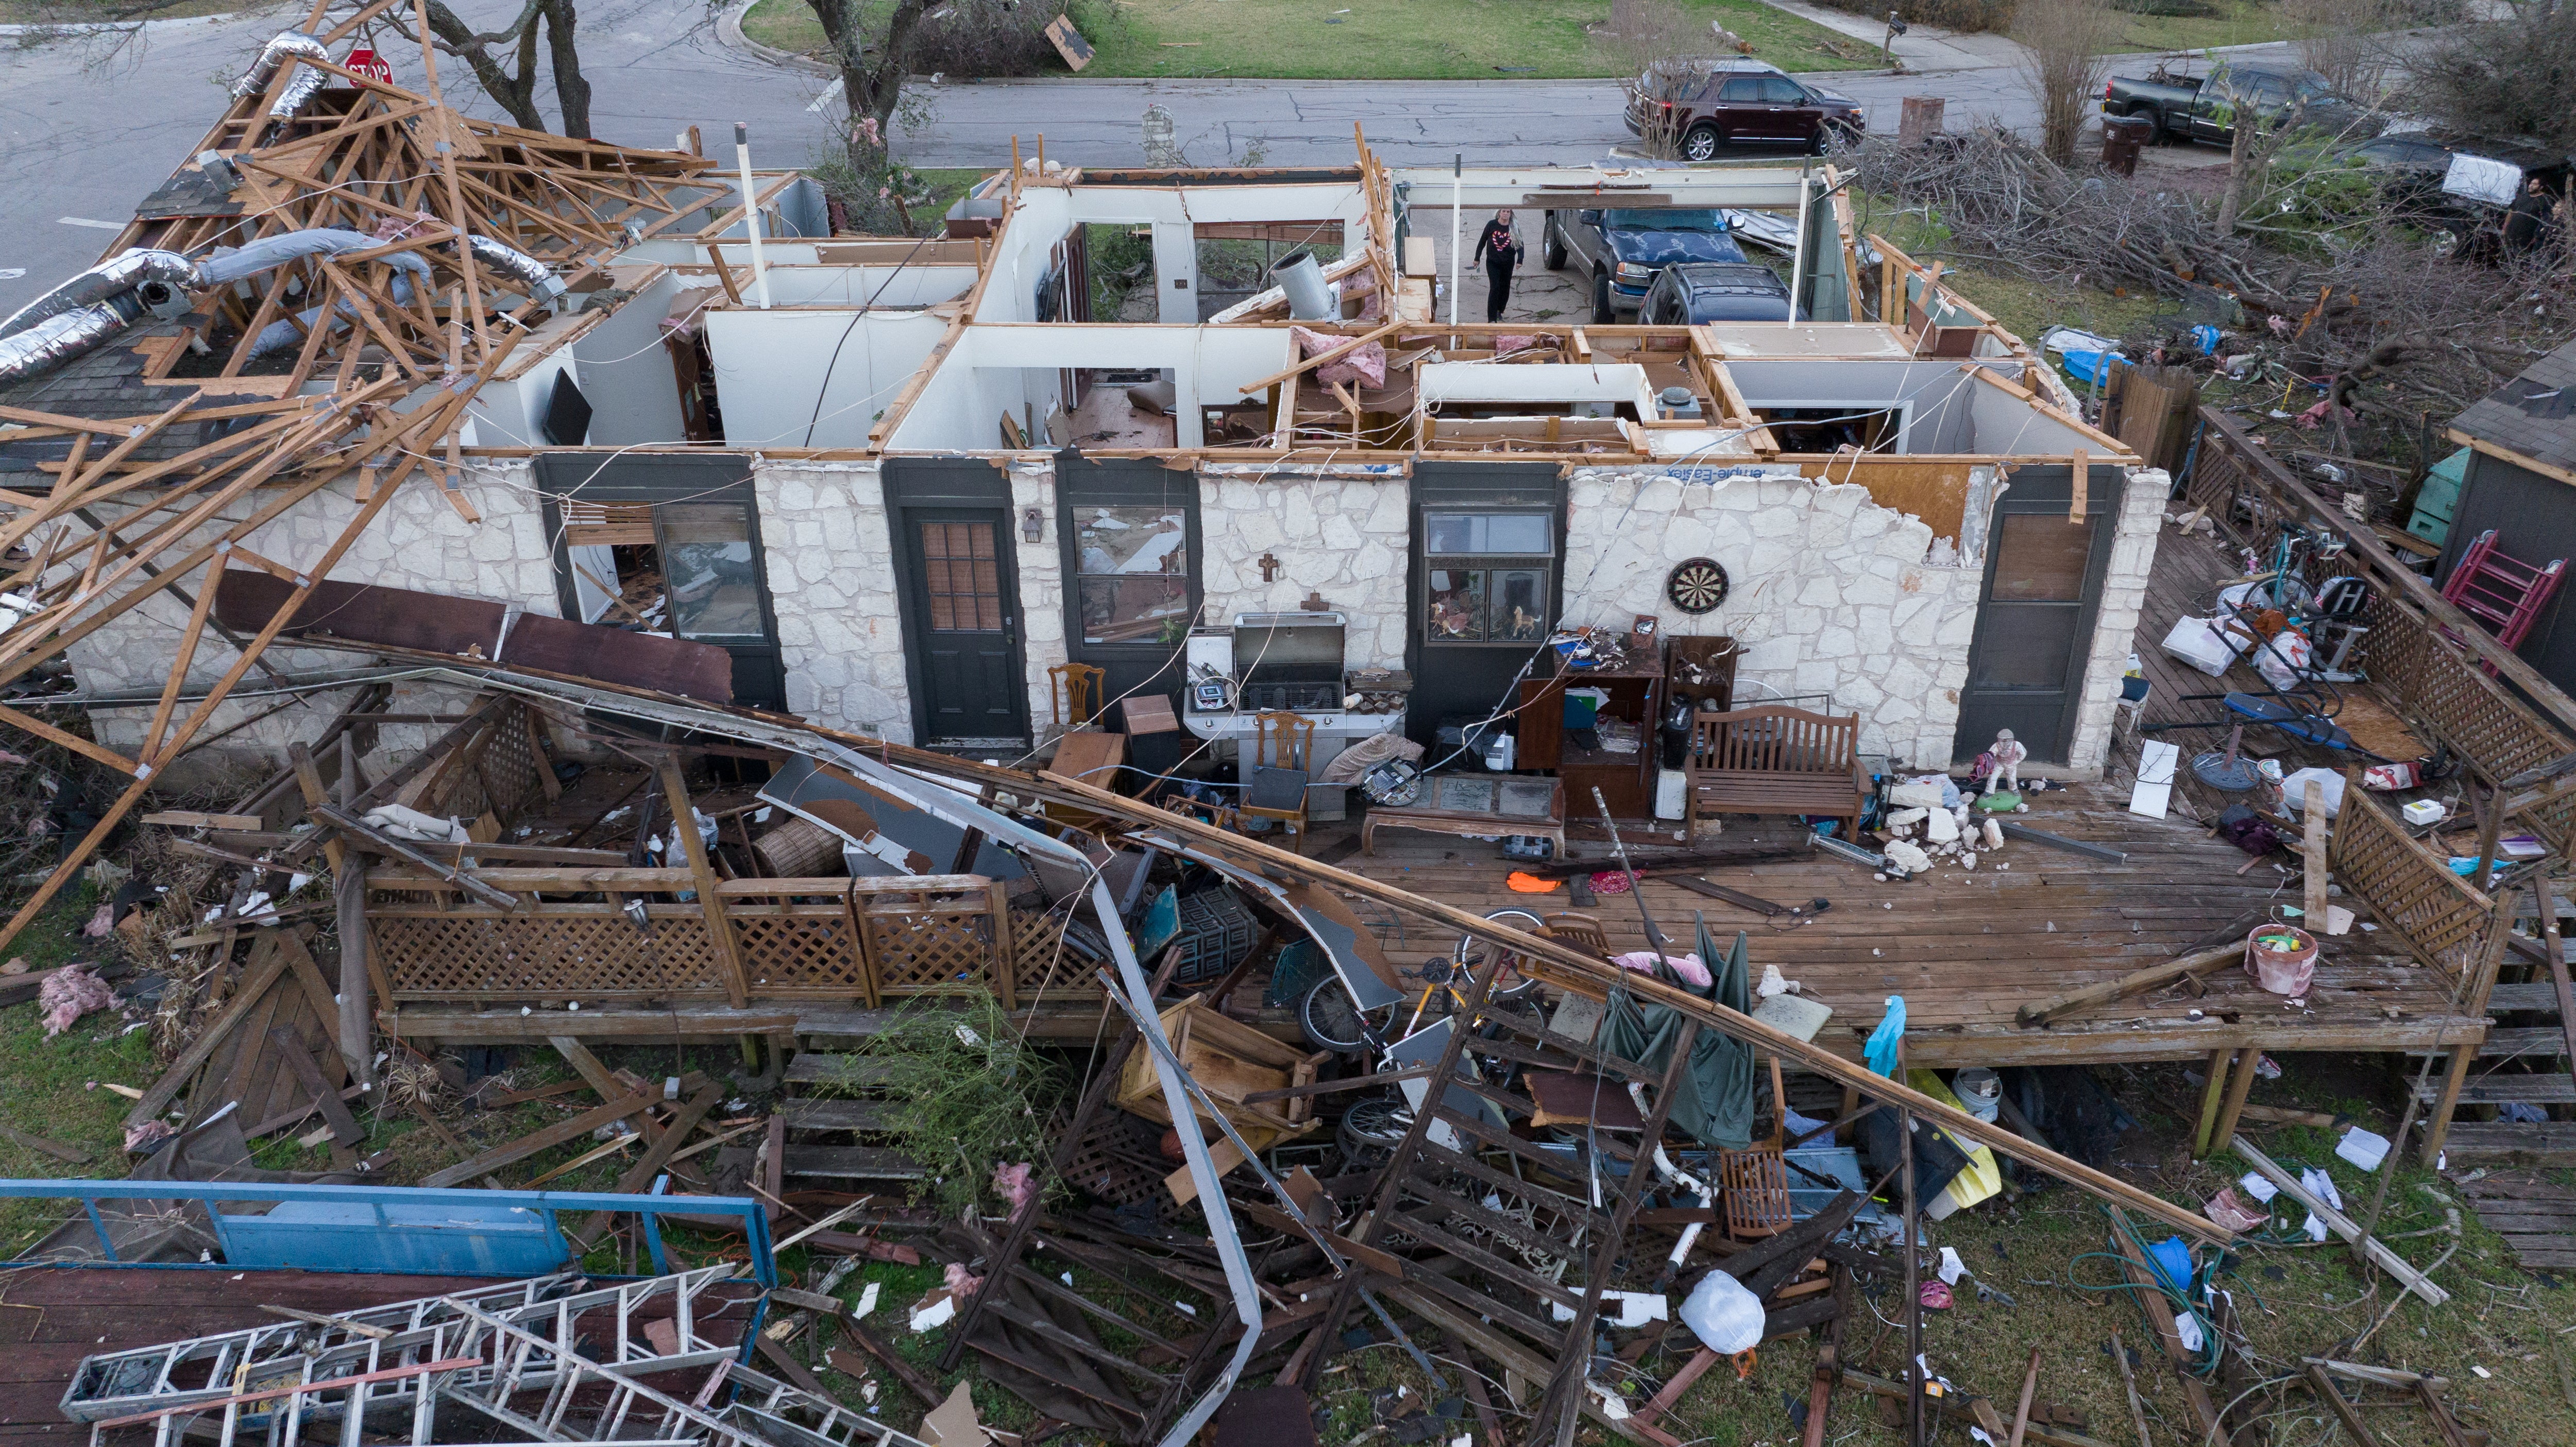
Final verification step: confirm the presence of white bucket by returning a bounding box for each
[1954,1067,2003,1123]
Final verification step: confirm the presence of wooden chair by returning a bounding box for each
[1048,662,1105,729]
[1540,912,1613,961]
[1239,711,1314,854]
[1686,704,1869,837]
[1720,1057,1795,1240]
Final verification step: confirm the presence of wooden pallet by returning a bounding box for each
[2453,1171,2576,1269]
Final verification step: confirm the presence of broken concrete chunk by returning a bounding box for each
[1887,781,1945,810]
[1883,839,1932,874]
[1925,809,1959,844]
[1886,807,1928,831]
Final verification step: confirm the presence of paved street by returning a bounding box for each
[0,0,2298,314]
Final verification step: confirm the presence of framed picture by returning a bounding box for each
[1431,775,1498,815]
[1497,779,1557,820]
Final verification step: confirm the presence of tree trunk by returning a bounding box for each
[425,0,548,132]
[545,0,592,139]
[2216,110,2256,234]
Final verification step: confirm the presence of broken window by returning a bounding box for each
[1073,505,1192,645]
[1423,510,1552,644]
[1193,221,1344,320]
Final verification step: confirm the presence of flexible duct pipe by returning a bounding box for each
[230,31,329,118]
[0,250,198,341]
[462,235,567,309]
[0,300,148,385]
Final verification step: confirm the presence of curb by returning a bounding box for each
[0,7,259,38]
[717,0,836,78]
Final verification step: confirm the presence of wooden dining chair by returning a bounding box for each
[1048,662,1105,729]
[1539,911,1614,961]
[1239,711,1315,854]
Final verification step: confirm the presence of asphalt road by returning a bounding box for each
[0,0,2298,314]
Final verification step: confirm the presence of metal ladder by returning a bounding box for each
[2442,529,2567,652]
[72,1266,749,1434]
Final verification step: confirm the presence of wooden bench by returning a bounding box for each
[1687,705,1868,837]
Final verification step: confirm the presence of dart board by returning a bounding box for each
[1665,557,1731,615]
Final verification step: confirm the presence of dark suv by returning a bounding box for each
[1639,263,1801,324]
[1623,58,1866,161]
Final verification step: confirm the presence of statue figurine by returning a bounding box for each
[1978,729,2027,795]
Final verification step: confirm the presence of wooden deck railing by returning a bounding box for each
[2329,782,2516,1014]
[367,870,1084,1009]
[2185,406,2576,847]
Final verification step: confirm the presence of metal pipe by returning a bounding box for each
[1788,160,1811,324]
[1447,153,1462,328]
[735,123,773,310]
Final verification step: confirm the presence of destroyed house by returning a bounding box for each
[15,138,2164,791]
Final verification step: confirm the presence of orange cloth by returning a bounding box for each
[1505,871,1561,893]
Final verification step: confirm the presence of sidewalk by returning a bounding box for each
[1749,0,2027,73]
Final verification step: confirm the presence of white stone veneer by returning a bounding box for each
[1195,467,1412,669]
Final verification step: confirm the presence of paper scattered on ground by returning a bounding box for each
[2335,1126,2391,1172]
[909,1289,957,1333]
[918,1382,988,1447]
[851,1281,879,1320]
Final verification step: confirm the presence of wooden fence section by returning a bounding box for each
[2187,407,2576,847]
[2330,783,2515,1015]
[369,871,1087,1009]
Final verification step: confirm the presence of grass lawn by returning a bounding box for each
[744,0,1879,79]
[2100,0,2319,55]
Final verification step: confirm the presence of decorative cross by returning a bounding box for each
[1258,553,1280,582]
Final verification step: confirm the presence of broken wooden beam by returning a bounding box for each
[308,802,519,910]
[0,1120,94,1164]
[141,810,267,831]
[2306,1363,2389,1447]
[2108,1219,2227,1443]
[1996,823,2125,861]
[268,1026,365,1148]
[1838,1367,2116,1447]
[2016,941,2248,1028]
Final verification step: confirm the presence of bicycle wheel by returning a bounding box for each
[1337,1095,1415,1161]
[1456,908,1547,1000]
[1299,976,1381,1055]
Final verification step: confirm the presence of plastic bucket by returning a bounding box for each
[2246,925,2318,996]
[1953,1067,2002,1122]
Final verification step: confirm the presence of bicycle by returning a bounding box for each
[1296,907,1549,1056]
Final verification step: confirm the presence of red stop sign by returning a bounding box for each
[343,47,394,83]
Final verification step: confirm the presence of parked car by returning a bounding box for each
[2104,61,2376,148]
[1637,262,1801,324]
[1623,57,1866,161]
[1543,207,1751,323]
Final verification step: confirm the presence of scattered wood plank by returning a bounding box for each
[419,1089,656,1189]
[307,802,519,910]
[756,1336,831,1395]
[1839,1368,2117,1447]
[2306,1363,2388,1447]
[2233,1136,2449,1305]
[2016,941,2247,1027]
[141,811,265,831]
[0,1120,94,1164]
[1043,13,1093,71]
[2109,1225,2225,1443]
[268,1026,364,1147]
[123,938,291,1127]
[805,1230,923,1266]
[830,1324,945,1408]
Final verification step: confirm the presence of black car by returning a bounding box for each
[1623,58,1865,160]
[1637,262,1801,324]
[1543,207,1752,323]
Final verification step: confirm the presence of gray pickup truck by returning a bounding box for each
[2104,61,2375,148]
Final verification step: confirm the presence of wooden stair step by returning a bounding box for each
[783,1053,896,1087]
[2414,1073,2576,1104]
[2434,1122,2576,1165]
[2410,1028,2566,1060]
[783,1146,929,1180]
[779,1098,900,1132]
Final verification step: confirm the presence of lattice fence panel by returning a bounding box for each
[2331,788,2494,992]
[736,906,868,995]
[375,908,725,999]
[1009,907,1090,1001]
[1058,1108,1188,1214]
[866,893,999,995]
[417,705,549,828]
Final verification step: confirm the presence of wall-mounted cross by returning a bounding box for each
[1258,553,1280,582]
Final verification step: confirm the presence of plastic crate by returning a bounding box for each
[1170,887,1262,987]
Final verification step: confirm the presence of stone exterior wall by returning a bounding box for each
[1195,466,1412,670]
[1009,461,1071,738]
[1559,465,1987,770]
[65,461,559,783]
[2064,467,2168,775]
[754,461,911,742]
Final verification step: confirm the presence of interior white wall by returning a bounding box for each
[749,266,980,309]
[469,354,575,448]
[1965,380,2099,456]
[977,189,1076,325]
[572,270,687,445]
[706,309,952,450]
[1728,358,2022,454]
[1067,183,1366,324]
[885,325,1292,451]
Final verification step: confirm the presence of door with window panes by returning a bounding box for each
[535,455,786,708]
[1406,466,1566,745]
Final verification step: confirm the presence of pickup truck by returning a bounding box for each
[1542,207,1752,324]
[2104,61,2374,148]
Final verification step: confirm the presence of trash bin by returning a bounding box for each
[2102,115,2151,177]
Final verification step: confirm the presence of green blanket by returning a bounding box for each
[1600,914,1755,1152]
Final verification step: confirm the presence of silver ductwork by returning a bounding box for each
[464,235,568,310]
[0,300,148,386]
[0,249,198,341]
[229,31,329,119]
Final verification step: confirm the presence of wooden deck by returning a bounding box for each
[0,1268,505,1440]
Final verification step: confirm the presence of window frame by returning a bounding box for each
[1056,464,1204,661]
[1421,507,1558,648]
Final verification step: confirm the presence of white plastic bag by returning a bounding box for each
[1679,1270,1764,1354]
[2160,617,2244,678]
[2250,629,2313,691]
[2281,768,2345,819]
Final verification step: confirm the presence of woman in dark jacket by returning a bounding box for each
[1477,210,1523,323]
